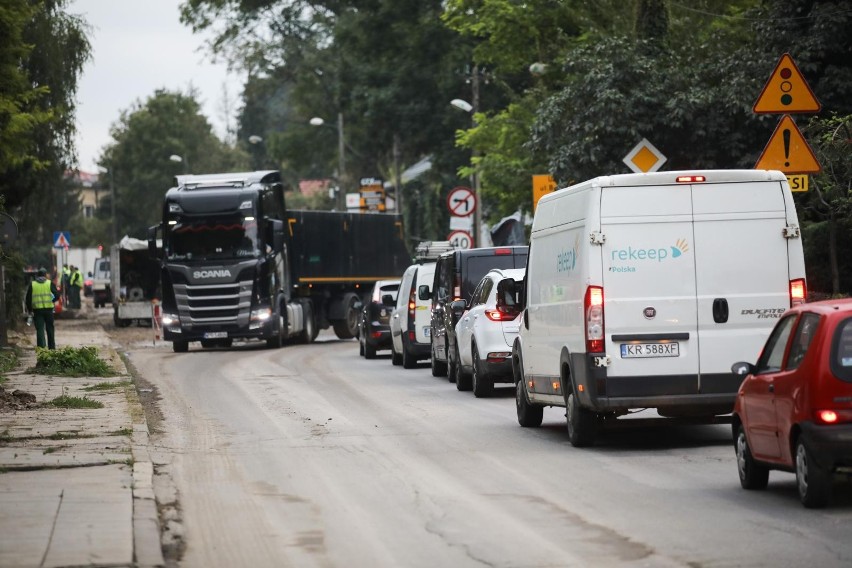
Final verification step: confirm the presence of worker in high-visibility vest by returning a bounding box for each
[25,267,60,349]
[69,265,83,309]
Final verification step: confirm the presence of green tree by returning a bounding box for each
[101,89,250,239]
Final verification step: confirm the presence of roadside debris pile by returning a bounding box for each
[0,386,38,412]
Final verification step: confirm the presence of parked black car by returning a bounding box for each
[423,246,528,385]
[358,280,401,359]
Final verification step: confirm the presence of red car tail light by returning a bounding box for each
[585,285,605,353]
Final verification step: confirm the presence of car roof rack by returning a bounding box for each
[415,241,457,262]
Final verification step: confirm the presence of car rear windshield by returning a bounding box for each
[830,317,852,383]
[462,253,527,300]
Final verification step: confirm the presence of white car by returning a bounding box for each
[390,262,436,368]
[452,267,525,397]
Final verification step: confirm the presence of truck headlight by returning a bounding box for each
[251,307,272,322]
[162,313,179,326]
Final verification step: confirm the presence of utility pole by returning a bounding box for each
[337,111,346,211]
[471,64,482,248]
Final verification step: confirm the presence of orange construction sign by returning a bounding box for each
[753,53,821,114]
[755,115,821,174]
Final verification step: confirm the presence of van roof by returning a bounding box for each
[540,169,788,206]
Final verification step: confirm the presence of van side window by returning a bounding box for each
[756,315,797,373]
[435,258,449,301]
[785,313,820,370]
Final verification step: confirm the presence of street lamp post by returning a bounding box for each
[450,65,483,247]
[248,135,264,170]
[310,114,346,211]
[169,154,189,173]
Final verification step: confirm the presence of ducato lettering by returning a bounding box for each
[193,269,232,279]
[741,308,786,319]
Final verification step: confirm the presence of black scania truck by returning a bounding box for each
[149,170,410,352]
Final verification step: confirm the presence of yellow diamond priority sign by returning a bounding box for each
[623,138,666,173]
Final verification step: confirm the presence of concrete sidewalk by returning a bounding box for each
[0,316,162,567]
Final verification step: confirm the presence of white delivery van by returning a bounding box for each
[512,170,807,447]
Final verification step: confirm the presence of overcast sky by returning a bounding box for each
[69,0,244,173]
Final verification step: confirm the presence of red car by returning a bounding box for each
[731,298,852,508]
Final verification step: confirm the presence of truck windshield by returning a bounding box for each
[167,215,259,260]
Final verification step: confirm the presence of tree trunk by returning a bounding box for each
[829,212,840,296]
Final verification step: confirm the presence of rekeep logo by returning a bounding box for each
[611,239,689,263]
[557,248,576,273]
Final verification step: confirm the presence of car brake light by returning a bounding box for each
[485,308,519,322]
[676,175,706,183]
[585,285,604,353]
[790,278,806,306]
[408,283,416,321]
[494,248,512,255]
[816,410,838,424]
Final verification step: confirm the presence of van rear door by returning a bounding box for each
[600,184,700,390]
[691,179,792,394]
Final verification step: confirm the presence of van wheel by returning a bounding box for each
[402,339,416,369]
[431,338,447,377]
[391,343,402,366]
[172,340,188,353]
[736,425,769,490]
[565,379,598,447]
[471,345,493,398]
[796,438,831,508]
[516,379,543,427]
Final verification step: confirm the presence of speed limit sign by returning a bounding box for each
[448,230,473,250]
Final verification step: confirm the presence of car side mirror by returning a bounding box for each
[382,294,395,306]
[731,361,754,376]
[450,299,467,315]
[418,285,431,301]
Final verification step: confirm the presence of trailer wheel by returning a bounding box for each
[172,340,188,353]
[332,293,360,339]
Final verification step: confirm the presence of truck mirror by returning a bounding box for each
[269,219,285,253]
[147,225,162,259]
[418,285,431,301]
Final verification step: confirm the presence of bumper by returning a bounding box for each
[365,328,393,350]
[404,337,432,360]
[163,318,277,342]
[800,421,852,472]
[483,357,513,383]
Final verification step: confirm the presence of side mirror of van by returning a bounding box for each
[418,285,431,301]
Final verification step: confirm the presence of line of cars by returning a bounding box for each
[356,170,851,508]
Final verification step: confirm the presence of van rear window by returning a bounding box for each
[462,254,527,300]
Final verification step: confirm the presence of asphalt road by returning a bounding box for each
[130,331,852,568]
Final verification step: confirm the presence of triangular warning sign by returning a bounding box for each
[54,232,70,248]
[755,115,821,174]
[754,53,821,114]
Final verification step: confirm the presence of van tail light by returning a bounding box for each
[585,286,605,353]
[790,278,806,306]
[676,175,706,183]
[408,284,416,323]
[494,248,512,255]
[453,274,462,301]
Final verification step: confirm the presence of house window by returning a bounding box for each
[83,205,95,218]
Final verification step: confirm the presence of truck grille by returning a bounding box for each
[173,280,253,329]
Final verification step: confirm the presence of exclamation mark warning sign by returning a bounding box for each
[755,115,821,174]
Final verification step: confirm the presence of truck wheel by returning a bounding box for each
[516,378,543,427]
[299,301,317,344]
[266,302,285,349]
[172,340,188,353]
[332,293,360,339]
[736,425,769,490]
[565,377,598,447]
[796,438,831,508]
[430,337,447,377]
[471,345,493,398]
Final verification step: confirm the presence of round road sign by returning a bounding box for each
[447,186,476,217]
[448,230,473,250]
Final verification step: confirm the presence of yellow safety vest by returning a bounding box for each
[70,271,82,286]
[31,280,54,310]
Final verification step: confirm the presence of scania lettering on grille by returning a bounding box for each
[193,269,232,279]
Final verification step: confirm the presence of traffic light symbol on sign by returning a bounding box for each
[753,53,821,114]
